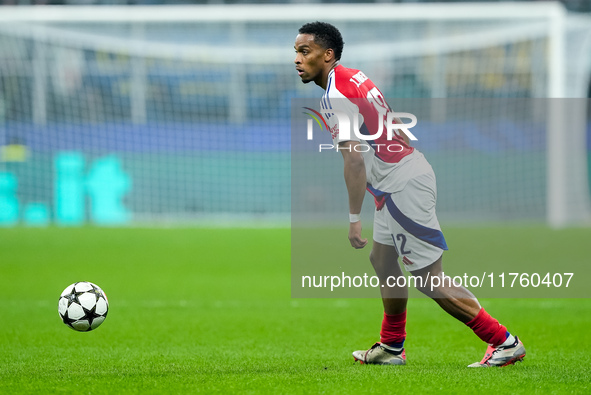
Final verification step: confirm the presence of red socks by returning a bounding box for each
[381,308,508,348]
[380,311,406,346]
[465,308,508,347]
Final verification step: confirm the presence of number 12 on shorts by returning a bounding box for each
[392,233,411,255]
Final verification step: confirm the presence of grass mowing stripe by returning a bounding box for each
[0,227,589,394]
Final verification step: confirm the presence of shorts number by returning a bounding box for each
[396,233,411,255]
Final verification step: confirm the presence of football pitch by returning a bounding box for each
[1,227,589,394]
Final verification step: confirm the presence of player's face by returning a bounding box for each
[294,34,328,85]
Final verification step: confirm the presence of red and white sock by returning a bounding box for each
[465,308,511,347]
[380,310,406,349]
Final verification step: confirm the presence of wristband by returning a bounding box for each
[349,213,361,223]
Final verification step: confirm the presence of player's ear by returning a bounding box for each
[324,48,335,63]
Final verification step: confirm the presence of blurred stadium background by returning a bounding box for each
[0,0,590,227]
[1,4,590,392]
[0,1,590,13]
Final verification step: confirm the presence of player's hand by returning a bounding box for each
[348,221,368,249]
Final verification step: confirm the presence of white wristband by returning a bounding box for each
[349,213,361,223]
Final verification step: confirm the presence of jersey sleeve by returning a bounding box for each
[320,95,363,146]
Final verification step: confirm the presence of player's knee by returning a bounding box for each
[369,250,377,266]
[369,250,389,279]
[369,250,382,275]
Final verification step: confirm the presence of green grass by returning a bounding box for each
[0,227,590,394]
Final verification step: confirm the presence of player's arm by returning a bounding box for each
[393,116,411,146]
[339,140,368,249]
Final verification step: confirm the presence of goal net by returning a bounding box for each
[0,3,589,227]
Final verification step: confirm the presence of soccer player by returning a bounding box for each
[294,21,526,367]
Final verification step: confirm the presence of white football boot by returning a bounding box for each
[468,336,526,367]
[353,342,406,365]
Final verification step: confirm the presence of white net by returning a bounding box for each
[0,4,589,226]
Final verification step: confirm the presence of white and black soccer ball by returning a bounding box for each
[58,282,109,332]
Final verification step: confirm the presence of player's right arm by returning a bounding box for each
[393,116,411,146]
[339,140,368,249]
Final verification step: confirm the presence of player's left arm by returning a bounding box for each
[339,140,368,249]
[395,117,411,146]
[392,115,411,146]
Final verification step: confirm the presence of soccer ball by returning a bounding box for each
[58,281,109,332]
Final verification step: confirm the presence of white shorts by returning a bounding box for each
[372,170,448,272]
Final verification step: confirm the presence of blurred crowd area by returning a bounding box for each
[0,0,590,13]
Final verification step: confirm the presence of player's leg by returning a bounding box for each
[413,256,526,367]
[413,255,480,322]
[369,241,407,314]
[386,165,525,367]
[370,241,407,354]
[352,211,407,365]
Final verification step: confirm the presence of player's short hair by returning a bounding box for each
[299,21,344,61]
